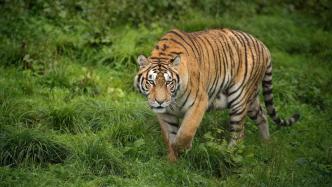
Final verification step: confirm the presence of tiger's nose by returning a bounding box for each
[156,100,164,105]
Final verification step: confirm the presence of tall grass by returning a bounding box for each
[0,128,70,167]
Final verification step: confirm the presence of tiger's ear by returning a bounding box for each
[171,55,181,67]
[137,55,149,68]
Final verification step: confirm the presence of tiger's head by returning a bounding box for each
[134,55,181,113]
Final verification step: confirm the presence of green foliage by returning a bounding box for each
[40,63,71,88]
[0,0,331,186]
[186,133,245,177]
[49,105,81,134]
[276,0,332,29]
[71,69,102,96]
[0,128,70,166]
[76,139,128,176]
[0,0,189,27]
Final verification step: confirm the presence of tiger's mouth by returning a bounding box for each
[151,106,167,113]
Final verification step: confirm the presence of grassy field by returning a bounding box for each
[1,1,332,186]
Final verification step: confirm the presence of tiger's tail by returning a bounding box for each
[262,62,300,127]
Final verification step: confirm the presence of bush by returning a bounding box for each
[0,0,190,27]
[271,0,332,29]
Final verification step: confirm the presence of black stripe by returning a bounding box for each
[188,87,200,109]
[228,86,248,108]
[228,85,244,96]
[229,120,241,125]
[163,119,177,126]
[192,34,204,65]
[170,38,190,54]
[270,108,277,117]
[248,35,261,82]
[223,35,234,77]
[285,120,290,126]
[203,36,219,97]
[186,33,202,61]
[230,37,241,74]
[170,51,183,55]
[168,31,199,59]
[213,32,230,96]
[177,83,189,99]
[168,122,178,127]
[136,74,142,88]
[230,107,246,116]
[151,64,168,69]
[263,89,272,95]
[229,95,248,112]
[218,35,228,89]
[150,57,169,60]
[274,118,281,124]
[267,62,272,69]
[239,32,256,86]
[231,31,248,90]
[264,98,273,106]
[188,35,203,63]
[162,44,169,51]
[196,35,212,91]
[265,72,272,76]
[181,89,191,108]
[263,80,272,85]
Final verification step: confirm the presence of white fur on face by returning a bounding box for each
[148,70,173,83]
[164,71,172,82]
[148,69,157,82]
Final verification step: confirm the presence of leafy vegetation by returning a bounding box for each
[0,0,331,186]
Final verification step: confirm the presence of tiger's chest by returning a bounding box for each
[165,103,186,117]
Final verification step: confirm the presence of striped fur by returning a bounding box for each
[134,28,300,161]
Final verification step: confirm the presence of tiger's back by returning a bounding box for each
[150,29,270,114]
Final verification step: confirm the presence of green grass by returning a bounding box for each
[0,127,70,167]
[0,1,332,186]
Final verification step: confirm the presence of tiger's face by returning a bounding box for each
[134,55,181,113]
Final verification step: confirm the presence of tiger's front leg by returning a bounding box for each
[172,94,208,155]
[157,113,180,162]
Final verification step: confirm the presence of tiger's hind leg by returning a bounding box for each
[228,110,248,146]
[227,96,249,147]
[247,98,270,140]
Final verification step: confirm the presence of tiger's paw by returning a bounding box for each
[168,152,178,162]
[172,141,192,155]
[261,137,271,145]
[228,137,244,148]
[228,131,245,147]
[228,139,238,148]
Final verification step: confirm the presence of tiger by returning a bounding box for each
[134,28,300,161]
